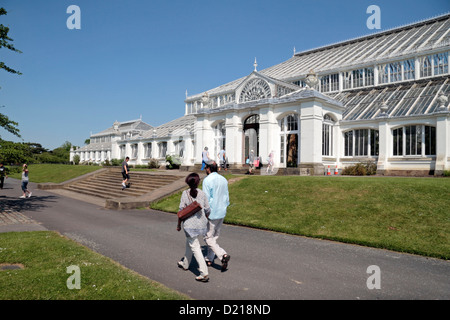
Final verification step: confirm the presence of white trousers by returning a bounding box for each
[180,236,208,277]
[204,218,227,262]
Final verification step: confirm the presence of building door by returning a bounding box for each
[280,114,299,167]
[243,114,260,162]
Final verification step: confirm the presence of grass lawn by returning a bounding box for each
[151,175,450,260]
[0,231,190,300]
[7,164,102,183]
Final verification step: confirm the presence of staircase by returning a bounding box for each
[64,169,184,200]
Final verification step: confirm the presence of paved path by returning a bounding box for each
[0,178,449,300]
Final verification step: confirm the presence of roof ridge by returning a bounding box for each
[294,12,450,57]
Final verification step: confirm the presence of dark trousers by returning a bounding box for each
[0,177,4,189]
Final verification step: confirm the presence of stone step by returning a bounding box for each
[67,182,153,196]
[91,175,180,185]
[63,170,184,200]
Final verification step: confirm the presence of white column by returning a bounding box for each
[225,113,243,165]
[435,115,449,174]
[414,57,421,80]
[137,142,145,165]
[299,100,324,173]
[376,120,390,172]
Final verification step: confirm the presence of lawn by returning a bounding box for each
[0,231,190,300]
[151,175,450,260]
[7,164,102,183]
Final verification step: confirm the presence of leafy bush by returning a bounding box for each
[342,162,377,176]
[165,155,180,169]
[72,154,80,165]
[110,158,124,166]
[147,158,159,169]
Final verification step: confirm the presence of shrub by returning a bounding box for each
[165,155,180,170]
[110,158,124,167]
[147,158,159,169]
[342,161,377,176]
[73,154,80,165]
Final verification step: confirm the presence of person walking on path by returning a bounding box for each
[0,163,7,190]
[203,161,230,271]
[20,164,32,198]
[266,150,274,174]
[218,147,227,171]
[176,173,211,282]
[247,150,255,175]
[201,147,210,171]
[121,157,130,190]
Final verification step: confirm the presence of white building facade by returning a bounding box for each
[72,14,450,175]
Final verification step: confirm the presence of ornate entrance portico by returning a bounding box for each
[193,71,345,174]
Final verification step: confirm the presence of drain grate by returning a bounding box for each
[0,264,25,271]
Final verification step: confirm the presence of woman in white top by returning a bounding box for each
[20,164,32,198]
[177,172,211,282]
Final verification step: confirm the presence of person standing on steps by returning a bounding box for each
[201,147,210,171]
[202,161,231,271]
[121,157,130,190]
[218,147,227,171]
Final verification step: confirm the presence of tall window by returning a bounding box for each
[119,145,126,159]
[343,68,374,89]
[320,74,339,93]
[393,125,436,156]
[158,142,167,158]
[421,52,448,78]
[403,59,415,80]
[280,114,299,167]
[145,143,152,158]
[214,122,226,159]
[174,140,184,157]
[434,52,449,76]
[421,56,433,77]
[322,115,335,156]
[131,144,138,159]
[344,129,379,157]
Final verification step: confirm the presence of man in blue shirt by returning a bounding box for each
[203,161,230,271]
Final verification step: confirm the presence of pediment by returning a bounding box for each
[236,72,301,103]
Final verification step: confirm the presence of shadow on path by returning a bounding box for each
[0,195,59,213]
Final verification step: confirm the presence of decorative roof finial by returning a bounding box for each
[254,57,258,72]
[293,46,296,55]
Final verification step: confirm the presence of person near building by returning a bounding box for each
[121,157,130,190]
[203,161,231,271]
[177,172,211,282]
[0,163,7,190]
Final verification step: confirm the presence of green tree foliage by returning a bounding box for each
[0,140,73,165]
[0,7,22,76]
[1,7,22,138]
[0,139,32,164]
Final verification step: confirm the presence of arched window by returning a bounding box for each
[244,115,260,160]
[240,79,271,102]
[322,115,335,156]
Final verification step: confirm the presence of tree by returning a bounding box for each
[0,8,22,76]
[0,7,22,138]
[0,139,33,164]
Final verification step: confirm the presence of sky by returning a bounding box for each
[0,0,449,150]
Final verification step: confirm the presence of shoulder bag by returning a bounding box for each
[177,192,202,221]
